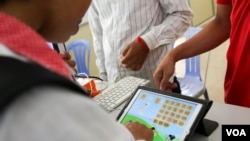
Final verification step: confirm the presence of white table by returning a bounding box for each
[111,101,250,141]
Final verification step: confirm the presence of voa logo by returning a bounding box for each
[226,129,247,136]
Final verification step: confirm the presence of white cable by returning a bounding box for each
[204,51,210,86]
[78,72,93,97]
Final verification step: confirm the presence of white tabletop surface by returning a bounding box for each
[111,101,250,141]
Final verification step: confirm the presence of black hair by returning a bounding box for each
[0,1,6,4]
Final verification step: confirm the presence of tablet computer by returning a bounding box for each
[117,86,213,141]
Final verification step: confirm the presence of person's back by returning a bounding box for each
[0,57,132,141]
[0,66,132,141]
[88,0,193,88]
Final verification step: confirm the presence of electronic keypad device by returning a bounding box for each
[117,86,218,141]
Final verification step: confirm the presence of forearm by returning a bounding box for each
[171,4,231,62]
[141,0,193,50]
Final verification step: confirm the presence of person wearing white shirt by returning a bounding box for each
[88,0,193,90]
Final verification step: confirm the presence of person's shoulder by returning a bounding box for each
[0,86,134,141]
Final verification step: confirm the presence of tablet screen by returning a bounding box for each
[117,88,204,141]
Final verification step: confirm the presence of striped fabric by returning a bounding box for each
[88,0,193,88]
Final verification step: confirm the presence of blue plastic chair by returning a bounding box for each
[66,39,90,76]
[176,27,210,100]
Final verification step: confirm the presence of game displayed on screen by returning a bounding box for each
[118,89,203,141]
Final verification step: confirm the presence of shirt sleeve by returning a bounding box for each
[0,86,134,141]
[216,0,232,5]
[88,2,107,79]
[141,0,193,50]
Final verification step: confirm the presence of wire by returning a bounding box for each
[77,72,93,97]
[75,75,103,81]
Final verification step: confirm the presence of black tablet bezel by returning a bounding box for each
[116,86,213,141]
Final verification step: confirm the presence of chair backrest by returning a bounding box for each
[184,27,202,80]
[66,39,90,75]
[183,27,210,100]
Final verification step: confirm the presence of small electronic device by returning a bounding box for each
[117,86,218,141]
[48,42,66,53]
[52,43,66,53]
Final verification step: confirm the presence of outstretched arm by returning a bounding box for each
[153,4,232,91]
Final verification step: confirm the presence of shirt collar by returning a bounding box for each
[0,12,72,79]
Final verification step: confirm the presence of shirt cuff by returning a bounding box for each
[140,34,158,50]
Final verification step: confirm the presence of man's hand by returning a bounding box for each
[120,39,149,71]
[59,51,77,73]
[153,52,177,91]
